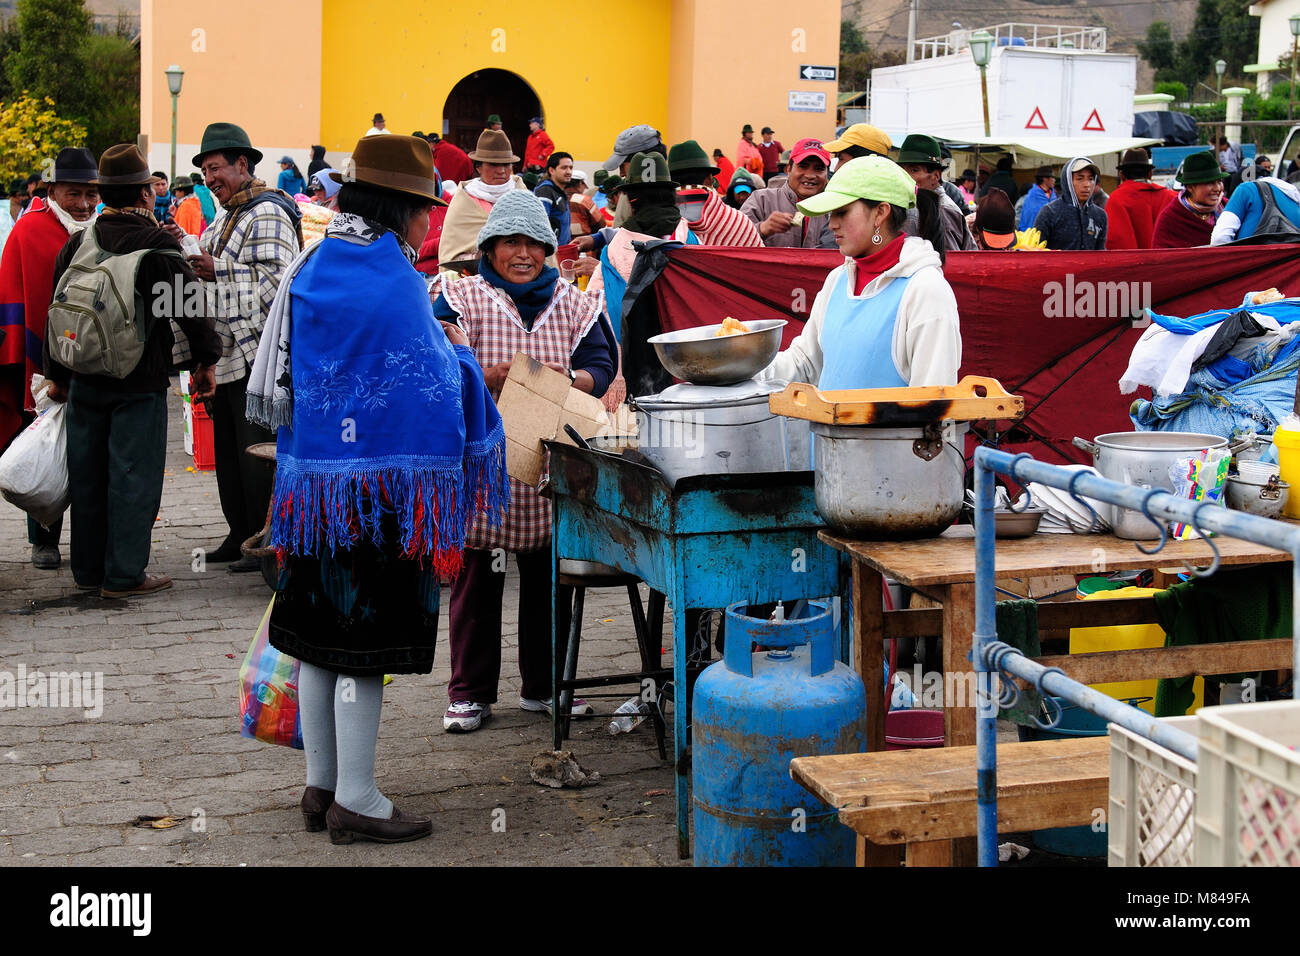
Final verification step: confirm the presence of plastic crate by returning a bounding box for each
[192,401,216,471]
[1108,716,1198,867]
[1195,700,1300,866]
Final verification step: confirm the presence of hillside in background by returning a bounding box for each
[843,0,1201,91]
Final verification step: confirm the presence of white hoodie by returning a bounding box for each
[757,236,961,388]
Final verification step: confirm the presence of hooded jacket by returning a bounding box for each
[1104,179,1175,249]
[1033,157,1108,250]
[755,236,961,388]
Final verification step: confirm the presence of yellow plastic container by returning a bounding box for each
[1273,427,1300,518]
[1069,586,1204,716]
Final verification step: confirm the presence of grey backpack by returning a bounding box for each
[46,227,183,378]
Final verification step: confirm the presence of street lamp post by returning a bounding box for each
[165,65,184,183]
[1215,59,1226,96]
[1290,14,1300,121]
[969,29,993,138]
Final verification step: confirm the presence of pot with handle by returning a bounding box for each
[1071,432,1230,540]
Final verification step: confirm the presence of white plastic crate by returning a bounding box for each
[1108,716,1197,867]
[1195,700,1300,866]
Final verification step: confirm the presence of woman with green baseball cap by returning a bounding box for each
[756,155,961,390]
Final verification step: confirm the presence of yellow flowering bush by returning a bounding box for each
[0,93,88,184]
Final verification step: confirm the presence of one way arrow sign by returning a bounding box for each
[800,65,836,81]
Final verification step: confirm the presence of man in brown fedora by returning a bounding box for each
[0,146,100,570]
[168,121,301,572]
[438,128,529,275]
[43,144,222,598]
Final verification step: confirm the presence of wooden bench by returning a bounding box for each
[790,737,1110,867]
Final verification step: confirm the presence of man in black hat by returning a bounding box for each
[0,146,100,569]
[44,144,222,598]
[367,113,388,136]
[171,121,301,572]
[1104,148,1173,249]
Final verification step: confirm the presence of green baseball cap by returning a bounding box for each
[795,155,917,217]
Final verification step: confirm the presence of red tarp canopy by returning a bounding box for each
[650,245,1300,465]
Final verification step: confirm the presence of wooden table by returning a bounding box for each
[791,737,1110,866]
[824,526,1293,864]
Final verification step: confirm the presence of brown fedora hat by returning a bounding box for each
[467,129,519,164]
[329,134,444,203]
[96,144,155,186]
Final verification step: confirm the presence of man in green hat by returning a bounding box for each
[666,139,761,246]
[170,121,302,571]
[486,114,503,132]
[737,124,762,180]
[897,133,976,251]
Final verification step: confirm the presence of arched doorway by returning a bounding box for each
[442,69,542,167]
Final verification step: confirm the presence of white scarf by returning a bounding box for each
[45,197,97,236]
[462,177,516,203]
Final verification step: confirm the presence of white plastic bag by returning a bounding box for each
[0,376,70,528]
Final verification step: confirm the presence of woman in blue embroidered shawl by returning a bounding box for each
[246,135,508,845]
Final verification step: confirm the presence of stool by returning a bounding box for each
[553,560,670,759]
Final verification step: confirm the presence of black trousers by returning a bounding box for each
[208,374,273,548]
[65,380,167,590]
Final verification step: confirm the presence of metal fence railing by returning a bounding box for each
[971,447,1300,867]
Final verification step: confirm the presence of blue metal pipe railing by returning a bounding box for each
[973,446,1300,868]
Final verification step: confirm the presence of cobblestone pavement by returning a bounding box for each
[1,387,685,866]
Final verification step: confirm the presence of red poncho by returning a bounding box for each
[1151,194,1216,249]
[1105,180,1176,250]
[0,205,71,441]
[433,140,474,185]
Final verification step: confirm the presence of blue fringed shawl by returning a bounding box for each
[269,230,508,575]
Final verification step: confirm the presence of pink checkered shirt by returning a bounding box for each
[443,275,602,553]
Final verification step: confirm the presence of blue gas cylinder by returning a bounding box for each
[692,601,866,866]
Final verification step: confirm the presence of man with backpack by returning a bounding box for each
[168,122,301,573]
[43,144,221,598]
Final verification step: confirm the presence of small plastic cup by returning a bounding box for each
[560,259,577,283]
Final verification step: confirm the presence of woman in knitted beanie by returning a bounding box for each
[431,191,618,734]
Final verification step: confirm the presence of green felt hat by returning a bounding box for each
[1180,149,1229,185]
[896,133,944,167]
[487,113,502,125]
[667,139,719,176]
[192,122,263,168]
[616,152,678,191]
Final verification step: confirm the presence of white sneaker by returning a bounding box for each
[519,696,595,718]
[443,701,490,732]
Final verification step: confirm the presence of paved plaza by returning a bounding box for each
[1,387,684,866]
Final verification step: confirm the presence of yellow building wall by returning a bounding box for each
[319,0,672,162]
[140,0,322,177]
[667,0,841,161]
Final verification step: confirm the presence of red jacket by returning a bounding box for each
[432,140,474,185]
[524,130,555,170]
[714,155,736,191]
[415,205,450,275]
[1105,180,1176,250]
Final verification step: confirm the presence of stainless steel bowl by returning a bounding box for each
[995,507,1047,538]
[647,319,787,386]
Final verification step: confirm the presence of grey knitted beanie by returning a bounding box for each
[476,190,557,255]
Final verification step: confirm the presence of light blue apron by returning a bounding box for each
[817,268,911,390]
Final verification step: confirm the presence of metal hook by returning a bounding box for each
[1132,487,1171,556]
[1063,469,1101,534]
[1181,501,1223,578]
[1003,453,1036,514]
[1032,693,1065,732]
[982,641,1024,710]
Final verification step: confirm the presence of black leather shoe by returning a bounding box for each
[32,544,61,569]
[326,802,432,845]
[227,555,262,574]
[206,539,242,563]
[301,786,335,832]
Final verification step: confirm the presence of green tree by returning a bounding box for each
[0,18,21,102]
[5,0,92,110]
[81,32,139,153]
[1172,0,1260,88]
[0,93,87,183]
[1138,21,1177,78]
[839,49,905,92]
[842,18,868,55]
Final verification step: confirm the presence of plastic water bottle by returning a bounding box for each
[608,697,649,735]
[181,233,201,257]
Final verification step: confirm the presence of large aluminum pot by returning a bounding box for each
[1072,431,1229,540]
[811,422,967,539]
[647,319,786,386]
[633,380,812,484]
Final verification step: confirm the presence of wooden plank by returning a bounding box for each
[906,839,953,867]
[820,526,1290,589]
[852,563,887,752]
[943,582,977,747]
[790,736,1107,808]
[841,785,1108,844]
[1035,638,1294,685]
[767,376,1023,427]
[882,597,1164,640]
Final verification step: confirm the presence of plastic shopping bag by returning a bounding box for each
[238,600,304,749]
[0,376,69,529]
